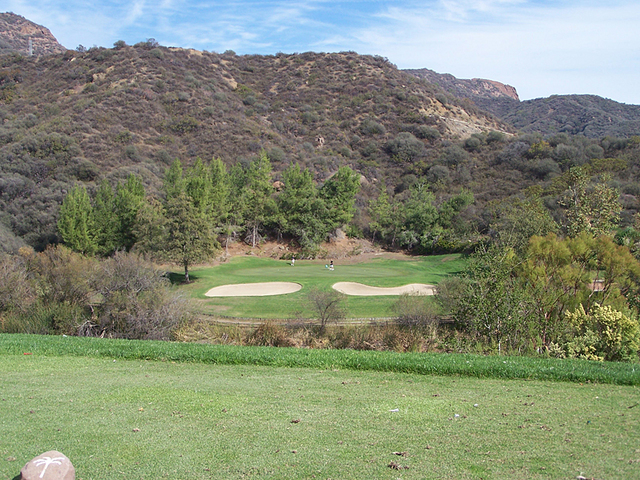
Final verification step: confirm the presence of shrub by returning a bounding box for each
[92,251,192,340]
[386,132,425,163]
[441,145,468,166]
[392,293,439,338]
[564,304,640,362]
[246,321,294,347]
[0,253,35,316]
[359,118,386,136]
[307,287,346,333]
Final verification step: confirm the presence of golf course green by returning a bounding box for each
[180,254,467,319]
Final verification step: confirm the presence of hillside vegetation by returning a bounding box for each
[1,42,640,252]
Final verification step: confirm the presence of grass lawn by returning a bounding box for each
[178,254,467,319]
[1,347,639,480]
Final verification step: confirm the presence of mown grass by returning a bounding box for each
[1,342,639,479]
[2,334,638,386]
[180,254,466,319]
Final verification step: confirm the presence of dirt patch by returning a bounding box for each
[332,282,435,296]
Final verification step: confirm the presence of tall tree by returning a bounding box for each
[57,185,96,255]
[164,159,185,202]
[368,182,393,242]
[440,245,534,354]
[93,180,118,256]
[209,157,230,226]
[114,174,145,251]
[319,165,360,230]
[164,193,218,282]
[489,189,558,254]
[397,183,439,250]
[185,157,211,216]
[243,150,275,247]
[278,163,327,248]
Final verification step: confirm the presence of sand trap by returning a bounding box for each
[332,282,435,296]
[205,282,302,297]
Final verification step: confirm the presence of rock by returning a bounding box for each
[20,451,75,480]
[334,228,346,240]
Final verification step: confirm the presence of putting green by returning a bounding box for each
[182,254,466,319]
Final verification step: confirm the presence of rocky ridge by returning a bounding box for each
[0,12,67,56]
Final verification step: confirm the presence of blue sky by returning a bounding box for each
[6,1,640,104]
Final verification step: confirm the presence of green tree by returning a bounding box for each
[243,150,275,247]
[437,189,474,230]
[58,185,97,255]
[368,182,393,243]
[164,193,218,282]
[559,168,621,237]
[490,190,558,254]
[520,233,640,348]
[442,245,535,354]
[92,180,118,256]
[114,174,145,251]
[278,163,327,248]
[397,183,439,250]
[185,158,211,216]
[319,166,360,230]
[134,198,167,254]
[209,157,230,227]
[164,159,185,202]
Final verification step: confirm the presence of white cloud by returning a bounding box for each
[124,0,146,26]
[3,0,640,103]
[345,1,640,103]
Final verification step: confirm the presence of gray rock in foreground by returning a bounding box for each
[20,450,75,480]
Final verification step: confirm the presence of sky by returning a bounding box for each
[5,1,640,105]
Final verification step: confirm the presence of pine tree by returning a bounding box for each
[58,185,97,255]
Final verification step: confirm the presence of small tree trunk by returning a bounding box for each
[184,262,190,283]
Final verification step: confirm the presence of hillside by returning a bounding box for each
[0,37,639,254]
[0,12,67,56]
[405,68,640,138]
[501,94,640,138]
[0,42,512,249]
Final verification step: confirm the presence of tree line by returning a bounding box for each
[57,150,361,281]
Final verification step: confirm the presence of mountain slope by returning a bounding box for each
[405,68,640,138]
[501,95,640,138]
[0,43,511,249]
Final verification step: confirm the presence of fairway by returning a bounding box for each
[181,254,466,319]
[2,353,638,480]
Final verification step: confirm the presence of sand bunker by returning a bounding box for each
[205,282,302,297]
[332,282,435,296]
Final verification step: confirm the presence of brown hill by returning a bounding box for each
[0,44,514,248]
[0,12,67,56]
[405,68,640,138]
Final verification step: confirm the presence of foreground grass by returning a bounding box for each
[181,254,466,319]
[1,345,639,479]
